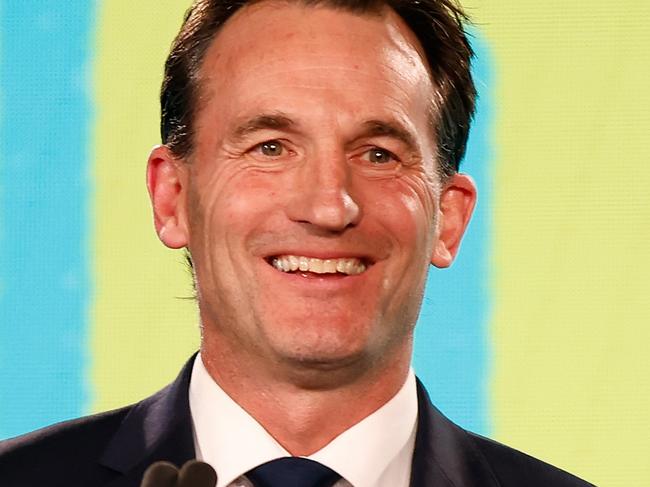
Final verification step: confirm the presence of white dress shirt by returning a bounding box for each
[189,354,418,487]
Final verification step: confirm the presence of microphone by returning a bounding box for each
[141,460,217,487]
[178,460,218,487]
[141,461,178,487]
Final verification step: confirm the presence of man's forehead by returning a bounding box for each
[197,0,432,82]
[185,0,437,162]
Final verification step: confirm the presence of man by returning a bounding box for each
[0,0,594,485]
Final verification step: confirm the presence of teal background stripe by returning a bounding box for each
[0,1,95,439]
[414,33,493,435]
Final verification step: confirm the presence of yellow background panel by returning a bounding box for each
[91,0,197,412]
[465,1,650,485]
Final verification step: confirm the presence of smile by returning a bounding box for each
[270,255,367,275]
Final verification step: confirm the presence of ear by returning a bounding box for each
[146,145,189,249]
[430,173,477,268]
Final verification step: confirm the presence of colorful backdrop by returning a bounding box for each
[1,1,649,486]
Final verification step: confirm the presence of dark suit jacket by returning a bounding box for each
[0,357,595,486]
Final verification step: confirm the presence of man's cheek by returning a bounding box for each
[373,184,434,241]
[401,173,439,220]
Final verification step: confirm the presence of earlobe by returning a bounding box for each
[146,145,189,249]
[430,174,477,268]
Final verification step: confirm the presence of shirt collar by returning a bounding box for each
[189,354,418,487]
[308,371,417,487]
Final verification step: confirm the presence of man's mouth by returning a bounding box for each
[268,255,368,275]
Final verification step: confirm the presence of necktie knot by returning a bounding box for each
[246,457,341,487]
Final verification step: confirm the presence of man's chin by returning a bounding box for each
[272,346,374,390]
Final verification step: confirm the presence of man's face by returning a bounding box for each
[149,1,475,380]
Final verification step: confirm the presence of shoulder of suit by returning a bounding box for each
[0,405,132,486]
[463,430,597,487]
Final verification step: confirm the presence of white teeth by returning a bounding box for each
[323,259,337,273]
[309,258,323,274]
[271,255,367,275]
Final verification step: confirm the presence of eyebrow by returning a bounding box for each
[357,120,419,152]
[229,114,419,152]
[231,113,297,141]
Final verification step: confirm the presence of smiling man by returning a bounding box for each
[0,0,594,486]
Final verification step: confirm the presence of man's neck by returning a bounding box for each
[200,339,412,455]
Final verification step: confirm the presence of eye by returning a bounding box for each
[257,140,284,157]
[363,147,397,164]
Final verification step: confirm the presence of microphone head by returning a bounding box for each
[140,461,179,487]
[178,460,218,487]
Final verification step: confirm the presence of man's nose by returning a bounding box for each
[286,152,361,232]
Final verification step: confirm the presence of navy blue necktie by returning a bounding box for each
[246,457,341,487]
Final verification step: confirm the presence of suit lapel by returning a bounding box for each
[100,356,197,487]
[410,380,501,487]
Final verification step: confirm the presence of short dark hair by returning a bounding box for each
[161,0,475,177]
